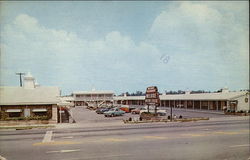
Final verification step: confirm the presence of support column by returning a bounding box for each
[174,100,176,108]
[226,100,229,110]
[200,101,201,110]
[208,101,210,110]
[192,100,194,110]
[216,101,218,111]
[51,104,58,124]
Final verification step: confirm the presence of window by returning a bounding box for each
[9,112,21,117]
[245,98,248,103]
[34,112,47,116]
[32,108,47,116]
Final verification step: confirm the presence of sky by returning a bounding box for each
[0,1,249,95]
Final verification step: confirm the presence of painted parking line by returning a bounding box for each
[229,144,250,148]
[62,154,132,160]
[33,141,81,146]
[102,138,128,142]
[182,134,204,137]
[42,131,53,143]
[143,136,167,140]
[0,155,7,160]
[62,136,74,139]
[46,149,80,154]
[213,131,239,135]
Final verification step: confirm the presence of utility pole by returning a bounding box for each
[16,73,25,87]
[170,105,172,122]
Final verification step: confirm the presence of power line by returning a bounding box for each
[16,72,25,87]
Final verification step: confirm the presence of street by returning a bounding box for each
[0,116,249,160]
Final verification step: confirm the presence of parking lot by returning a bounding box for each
[71,106,231,124]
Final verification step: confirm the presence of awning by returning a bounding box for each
[6,109,22,113]
[32,108,47,112]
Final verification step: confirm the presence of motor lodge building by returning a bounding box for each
[114,88,249,112]
[0,73,60,124]
[73,90,114,107]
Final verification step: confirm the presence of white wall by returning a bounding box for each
[236,94,249,111]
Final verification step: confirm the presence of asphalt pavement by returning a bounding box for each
[0,106,249,160]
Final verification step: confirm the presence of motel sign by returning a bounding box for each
[145,86,160,106]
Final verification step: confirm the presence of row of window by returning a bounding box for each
[8,112,47,117]
[76,94,113,98]
[5,109,48,117]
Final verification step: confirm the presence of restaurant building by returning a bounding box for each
[0,73,60,124]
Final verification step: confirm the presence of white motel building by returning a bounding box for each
[114,88,249,112]
[70,88,249,112]
[73,90,114,108]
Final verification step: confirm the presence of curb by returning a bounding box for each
[123,117,209,124]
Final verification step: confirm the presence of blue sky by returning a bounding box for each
[0,1,249,95]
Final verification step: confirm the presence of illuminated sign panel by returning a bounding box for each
[145,86,160,106]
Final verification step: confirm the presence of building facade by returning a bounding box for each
[73,90,114,107]
[114,89,249,112]
[0,73,60,124]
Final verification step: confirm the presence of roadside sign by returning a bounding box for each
[145,86,160,106]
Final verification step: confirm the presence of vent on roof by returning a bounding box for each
[222,87,229,93]
[23,72,35,89]
[185,91,191,94]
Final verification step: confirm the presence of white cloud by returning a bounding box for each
[1,14,161,90]
[148,1,249,90]
[1,2,248,93]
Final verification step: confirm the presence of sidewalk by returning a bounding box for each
[166,107,225,115]
[55,121,125,129]
[1,113,248,131]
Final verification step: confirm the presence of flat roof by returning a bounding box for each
[73,91,114,94]
[114,91,248,101]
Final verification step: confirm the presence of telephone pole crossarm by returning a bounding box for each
[16,72,25,87]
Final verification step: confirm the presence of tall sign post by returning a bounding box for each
[145,86,160,115]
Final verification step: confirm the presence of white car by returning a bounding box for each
[140,107,167,116]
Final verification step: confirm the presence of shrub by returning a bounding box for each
[6,117,25,121]
[5,116,49,121]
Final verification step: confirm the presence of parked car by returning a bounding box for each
[96,108,110,114]
[140,107,167,116]
[131,108,141,114]
[104,108,125,117]
[139,107,155,114]
[120,105,130,113]
[157,110,167,116]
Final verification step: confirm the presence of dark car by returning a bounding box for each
[96,108,110,114]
